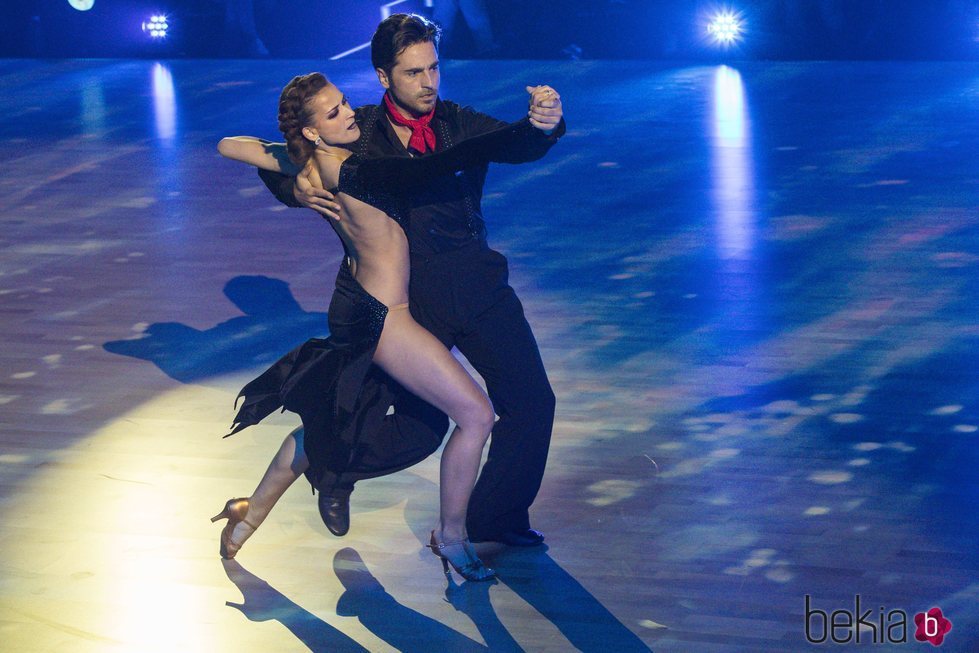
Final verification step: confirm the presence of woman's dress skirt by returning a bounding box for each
[229,261,447,492]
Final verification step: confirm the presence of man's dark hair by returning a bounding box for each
[371,13,441,74]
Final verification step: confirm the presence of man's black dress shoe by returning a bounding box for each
[474,528,545,547]
[318,487,352,536]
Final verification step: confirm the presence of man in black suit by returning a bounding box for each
[260,13,564,546]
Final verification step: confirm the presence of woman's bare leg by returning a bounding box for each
[372,307,495,543]
[230,426,309,547]
[224,301,493,554]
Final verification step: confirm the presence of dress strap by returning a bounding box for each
[387,302,409,312]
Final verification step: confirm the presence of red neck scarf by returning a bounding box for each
[383,93,437,154]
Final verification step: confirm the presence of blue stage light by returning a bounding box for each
[707,11,744,46]
[67,0,95,10]
[142,15,170,39]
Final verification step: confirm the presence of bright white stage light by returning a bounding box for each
[707,11,744,46]
[142,15,170,39]
[67,0,95,10]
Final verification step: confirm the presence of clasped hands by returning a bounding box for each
[525,85,562,133]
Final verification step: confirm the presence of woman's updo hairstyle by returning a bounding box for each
[278,72,330,166]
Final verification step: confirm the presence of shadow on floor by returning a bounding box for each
[104,275,327,383]
[221,558,368,652]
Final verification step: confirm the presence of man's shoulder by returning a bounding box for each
[355,98,495,122]
[354,104,382,121]
[436,99,506,136]
[437,98,463,113]
[438,99,489,119]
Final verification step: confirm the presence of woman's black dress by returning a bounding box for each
[227,120,536,493]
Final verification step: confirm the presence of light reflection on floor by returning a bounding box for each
[0,381,466,651]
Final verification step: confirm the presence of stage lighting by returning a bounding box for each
[142,15,169,39]
[67,0,95,10]
[707,11,744,46]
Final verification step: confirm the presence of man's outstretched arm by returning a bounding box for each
[455,85,566,164]
[357,120,553,192]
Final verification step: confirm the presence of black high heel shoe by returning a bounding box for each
[427,530,495,582]
[211,498,259,560]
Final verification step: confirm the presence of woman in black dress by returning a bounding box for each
[213,73,544,581]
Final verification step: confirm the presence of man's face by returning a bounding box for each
[378,41,440,117]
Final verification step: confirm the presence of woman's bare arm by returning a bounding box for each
[217,137,300,175]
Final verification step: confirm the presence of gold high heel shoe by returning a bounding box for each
[211,498,259,560]
[427,530,495,582]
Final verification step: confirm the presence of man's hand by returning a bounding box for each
[525,85,563,133]
[294,166,341,221]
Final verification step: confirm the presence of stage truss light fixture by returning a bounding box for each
[707,11,744,46]
[142,15,170,39]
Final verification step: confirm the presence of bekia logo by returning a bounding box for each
[914,608,952,647]
[805,595,953,646]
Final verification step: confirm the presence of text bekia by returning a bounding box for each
[805,595,907,645]
[805,596,953,646]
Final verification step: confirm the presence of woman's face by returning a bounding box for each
[304,84,360,146]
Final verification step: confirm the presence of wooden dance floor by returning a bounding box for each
[1,58,977,652]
